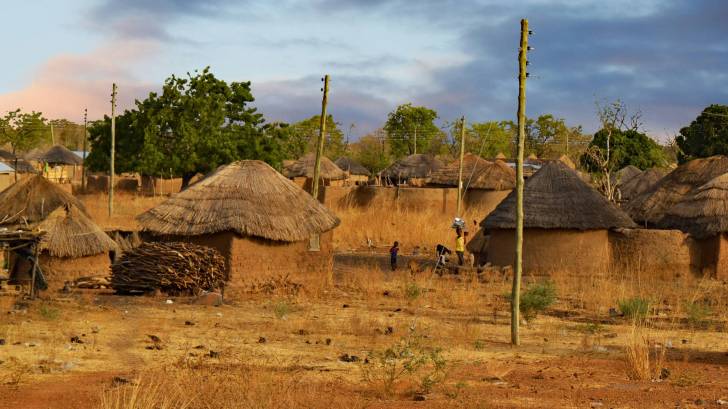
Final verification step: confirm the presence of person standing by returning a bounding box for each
[389,241,400,271]
[455,228,465,266]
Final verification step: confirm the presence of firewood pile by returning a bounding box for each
[111,242,225,294]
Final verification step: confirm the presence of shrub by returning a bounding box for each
[618,297,650,321]
[684,301,711,329]
[519,281,557,322]
[38,304,60,320]
[404,282,422,303]
[272,301,291,320]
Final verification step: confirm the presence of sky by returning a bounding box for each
[0,0,726,141]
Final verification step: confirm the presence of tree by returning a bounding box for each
[676,104,728,163]
[350,130,391,173]
[586,128,666,170]
[384,103,440,158]
[285,115,345,160]
[467,121,515,158]
[0,109,47,180]
[87,67,280,186]
[48,119,86,150]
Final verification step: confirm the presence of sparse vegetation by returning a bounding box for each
[618,297,650,321]
[516,281,557,322]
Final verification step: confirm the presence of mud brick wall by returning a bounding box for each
[609,228,696,279]
[39,253,111,292]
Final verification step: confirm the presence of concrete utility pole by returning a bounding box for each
[311,75,329,201]
[456,116,466,216]
[512,18,531,346]
[109,83,117,217]
[82,108,88,192]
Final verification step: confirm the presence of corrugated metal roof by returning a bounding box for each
[0,162,15,173]
[71,150,89,160]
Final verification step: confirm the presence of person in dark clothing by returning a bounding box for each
[389,241,399,271]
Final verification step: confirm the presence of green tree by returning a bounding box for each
[0,109,47,178]
[384,103,440,158]
[582,128,666,171]
[286,115,345,160]
[49,119,86,150]
[467,121,515,158]
[350,131,391,173]
[676,104,728,163]
[87,67,280,185]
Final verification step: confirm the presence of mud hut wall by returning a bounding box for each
[608,229,695,279]
[0,173,14,192]
[344,175,369,186]
[464,190,511,218]
[141,176,183,196]
[39,252,111,291]
[227,231,334,293]
[486,228,610,274]
[84,175,139,193]
[715,234,728,280]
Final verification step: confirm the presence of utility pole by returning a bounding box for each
[109,83,117,217]
[50,122,55,145]
[512,18,531,346]
[311,75,329,201]
[82,109,88,192]
[413,125,418,155]
[456,116,466,216]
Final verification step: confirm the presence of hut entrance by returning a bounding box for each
[1,229,46,297]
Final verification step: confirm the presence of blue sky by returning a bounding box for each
[1,0,726,141]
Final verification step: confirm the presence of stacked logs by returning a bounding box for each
[111,242,225,294]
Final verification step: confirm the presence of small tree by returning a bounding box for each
[676,104,728,163]
[0,109,47,180]
[384,103,440,158]
[286,115,345,160]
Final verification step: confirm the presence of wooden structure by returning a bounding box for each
[1,229,46,297]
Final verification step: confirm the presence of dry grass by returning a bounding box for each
[78,192,165,230]
[624,324,667,381]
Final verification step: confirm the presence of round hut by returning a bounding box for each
[38,145,83,183]
[37,205,117,291]
[617,168,666,203]
[479,161,636,274]
[659,173,728,278]
[380,154,443,186]
[285,153,347,189]
[626,155,728,226]
[137,160,340,295]
[613,165,642,187]
[335,157,371,185]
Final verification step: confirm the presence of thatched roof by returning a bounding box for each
[0,175,86,225]
[0,149,37,173]
[39,145,82,165]
[23,148,45,161]
[429,153,490,186]
[284,153,346,180]
[658,173,728,238]
[469,159,516,190]
[380,154,443,180]
[612,165,642,186]
[625,155,728,225]
[558,155,576,169]
[618,168,666,202]
[483,161,635,230]
[495,152,507,160]
[0,149,15,161]
[335,157,371,176]
[38,205,117,257]
[138,160,340,242]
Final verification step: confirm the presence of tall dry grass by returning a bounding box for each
[78,192,166,230]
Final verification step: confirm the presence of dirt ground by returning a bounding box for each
[2,266,728,409]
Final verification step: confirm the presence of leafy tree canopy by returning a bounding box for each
[467,121,515,158]
[384,103,441,158]
[676,104,728,163]
[0,109,47,156]
[285,115,345,160]
[87,67,285,185]
[582,128,666,171]
[349,132,391,173]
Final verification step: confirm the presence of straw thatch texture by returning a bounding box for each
[558,155,576,169]
[618,168,666,202]
[658,173,728,238]
[483,161,635,230]
[429,153,489,186]
[39,145,82,165]
[38,205,117,258]
[380,154,443,180]
[138,160,340,241]
[469,160,516,190]
[0,175,86,225]
[284,153,346,180]
[613,165,642,186]
[335,157,371,176]
[0,149,37,173]
[626,155,728,225]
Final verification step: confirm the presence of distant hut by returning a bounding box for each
[37,205,117,290]
[659,174,728,278]
[0,175,86,225]
[137,160,340,294]
[285,153,347,189]
[617,168,666,203]
[429,154,515,213]
[626,155,728,226]
[495,152,507,161]
[0,162,15,192]
[380,154,443,186]
[38,145,83,183]
[335,157,371,185]
[0,148,37,174]
[613,165,642,186]
[477,161,635,273]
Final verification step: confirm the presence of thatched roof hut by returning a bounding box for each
[484,161,635,230]
[335,157,371,177]
[0,149,37,173]
[429,153,489,186]
[138,160,340,294]
[625,155,728,225]
[618,168,666,203]
[38,205,117,258]
[138,160,340,242]
[38,145,83,165]
[0,175,86,225]
[495,152,507,160]
[613,165,642,186]
[658,173,728,238]
[430,154,515,190]
[284,153,346,180]
[380,154,443,181]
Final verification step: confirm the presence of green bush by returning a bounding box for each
[684,301,711,328]
[618,297,650,321]
[404,282,422,303]
[514,281,557,322]
[273,301,291,320]
[39,304,60,320]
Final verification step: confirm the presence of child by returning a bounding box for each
[455,228,465,266]
[389,241,399,271]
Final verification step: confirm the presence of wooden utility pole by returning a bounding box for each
[311,75,329,201]
[512,18,530,346]
[50,122,55,145]
[456,116,466,216]
[109,83,117,217]
[82,109,88,192]
[413,125,418,155]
